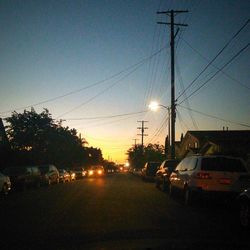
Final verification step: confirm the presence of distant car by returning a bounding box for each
[72,167,86,179]
[155,159,179,191]
[0,171,11,195]
[67,169,76,181]
[3,166,42,190]
[237,188,250,228]
[87,166,105,177]
[169,155,250,205]
[38,164,60,185]
[141,162,161,181]
[58,169,71,183]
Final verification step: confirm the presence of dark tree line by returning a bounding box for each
[1,108,103,169]
[127,143,166,169]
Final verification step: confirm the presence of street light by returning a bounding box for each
[148,101,168,111]
[148,101,171,159]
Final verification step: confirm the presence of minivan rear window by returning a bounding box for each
[201,157,246,172]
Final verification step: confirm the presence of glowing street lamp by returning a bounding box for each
[148,101,168,111]
[148,101,171,159]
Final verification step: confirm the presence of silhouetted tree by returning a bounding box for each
[4,108,103,167]
[127,143,165,169]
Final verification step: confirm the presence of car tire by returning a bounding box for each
[169,183,175,197]
[162,179,168,192]
[184,186,194,206]
[155,179,160,189]
[48,179,51,186]
[1,183,9,195]
[239,200,250,228]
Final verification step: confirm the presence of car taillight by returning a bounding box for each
[195,172,212,179]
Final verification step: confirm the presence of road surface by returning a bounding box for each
[0,173,249,249]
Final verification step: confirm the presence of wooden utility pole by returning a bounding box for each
[137,121,148,153]
[157,10,188,159]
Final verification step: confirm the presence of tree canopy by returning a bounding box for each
[4,108,103,168]
[127,143,165,169]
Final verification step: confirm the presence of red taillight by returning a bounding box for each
[195,172,212,179]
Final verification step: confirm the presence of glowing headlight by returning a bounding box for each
[98,170,102,175]
[89,170,94,175]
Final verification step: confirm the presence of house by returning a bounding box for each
[177,130,250,160]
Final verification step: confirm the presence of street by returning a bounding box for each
[1,173,249,249]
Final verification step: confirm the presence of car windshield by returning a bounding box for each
[201,157,247,172]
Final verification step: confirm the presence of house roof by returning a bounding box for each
[187,130,250,144]
[187,130,250,140]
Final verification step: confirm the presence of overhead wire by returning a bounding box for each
[176,56,199,130]
[177,19,250,101]
[178,105,250,128]
[181,37,250,91]
[0,45,167,116]
[178,42,250,104]
[65,110,147,120]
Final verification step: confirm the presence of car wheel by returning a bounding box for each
[155,179,160,189]
[239,201,249,228]
[48,179,51,186]
[1,183,9,195]
[184,187,193,206]
[169,183,175,197]
[162,179,169,192]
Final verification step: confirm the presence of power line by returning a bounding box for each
[178,42,250,104]
[0,46,167,116]
[56,63,146,118]
[64,110,147,120]
[177,19,250,100]
[181,37,250,91]
[178,105,250,128]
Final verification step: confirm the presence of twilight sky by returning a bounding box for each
[0,0,249,163]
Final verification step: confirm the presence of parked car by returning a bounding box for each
[155,159,179,191]
[3,166,42,190]
[58,169,71,183]
[67,169,76,181]
[87,166,105,177]
[38,164,59,185]
[72,167,86,179]
[169,155,250,205]
[237,188,250,228]
[0,171,11,195]
[141,162,161,181]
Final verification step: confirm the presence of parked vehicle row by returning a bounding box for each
[135,155,250,228]
[1,164,81,192]
[0,164,107,194]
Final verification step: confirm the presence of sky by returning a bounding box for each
[0,0,249,163]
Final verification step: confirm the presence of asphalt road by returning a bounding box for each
[0,173,249,249]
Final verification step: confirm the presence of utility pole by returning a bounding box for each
[157,10,188,159]
[137,121,148,153]
[133,139,138,148]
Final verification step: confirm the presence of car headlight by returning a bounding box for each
[98,170,102,175]
[89,170,94,175]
